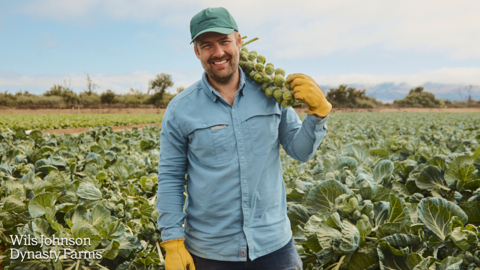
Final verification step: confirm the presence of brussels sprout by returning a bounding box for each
[250,50,258,57]
[239,60,246,69]
[265,87,275,97]
[273,89,284,99]
[265,65,275,75]
[261,82,270,91]
[368,211,375,220]
[352,210,362,220]
[240,52,248,61]
[126,199,134,209]
[124,212,132,221]
[245,61,254,70]
[275,97,283,104]
[241,47,248,53]
[274,75,285,87]
[285,81,292,91]
[275,68,286,77]
[361,203,373,214]
[255,63,265,72]
[248,53,256,61]
[266,62,274,68]
[281,100,294,108]
[283,91,293,101]
[263,75,273,84]
[249,70,256,80]
[254,73,264,84]
[256,55,266,64]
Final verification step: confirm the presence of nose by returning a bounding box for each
[211,43,224,59]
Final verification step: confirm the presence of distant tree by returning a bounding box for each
[100,89,116,104]
[44,84,78,103]
[176,86,185,94]
[84,73,98,95]
[148,73,174,107]
[393,86,440,108]
[326,85,381,108]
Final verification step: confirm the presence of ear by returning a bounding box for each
[194,44,200,59]
[237,32,242,50]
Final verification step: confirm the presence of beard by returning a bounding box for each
[201,52,239,85]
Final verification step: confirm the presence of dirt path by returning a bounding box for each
[43,123,162,135]
[3,107,480,114]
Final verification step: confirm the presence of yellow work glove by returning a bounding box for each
[286,73,332,117]
[160,238,196,270]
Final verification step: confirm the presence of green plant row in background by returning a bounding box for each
[0,114,163,132]
[1,112,480,270]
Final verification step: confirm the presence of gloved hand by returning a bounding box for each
[160,238,196,270]
[286,74,332,117]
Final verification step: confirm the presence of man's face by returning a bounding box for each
[194,31,242,84]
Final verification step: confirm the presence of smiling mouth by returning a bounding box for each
[212,59,228,65]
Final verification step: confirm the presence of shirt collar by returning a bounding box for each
[201,66,246,102]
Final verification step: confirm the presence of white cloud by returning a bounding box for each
[0,70,201,95]
[313,67,480,86]
[17,0,480,60]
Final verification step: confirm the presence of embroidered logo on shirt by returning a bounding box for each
[240,249,246,257]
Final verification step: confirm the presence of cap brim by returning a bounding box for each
[190,28,235,44]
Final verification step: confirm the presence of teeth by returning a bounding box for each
[214,60,227,65]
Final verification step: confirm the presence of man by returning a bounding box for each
[156,7,331,270]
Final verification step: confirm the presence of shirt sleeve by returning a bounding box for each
[278,107,329,162]
[156,106,188,241]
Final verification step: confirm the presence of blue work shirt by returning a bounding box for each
[156,67,328,261]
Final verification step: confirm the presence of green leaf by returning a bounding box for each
[426,155,448,171]
[438,257,463,270]
[303,180,352,214]
[76,183,103,201]
[387,194,410,224]
[450,227,478,251]
[344,143,369,164]
[71,220,102,251]
[90,204,110,227]
[417,197,468,240]
[3,196,26,213]
[445,155,475,183]
[376,223,411,239]
[102,240,121,260]
[28,192,58,218]
[416,165,450,191]
[377,241,410,270]
[287,204,310,227]
[371,186,392,203]
[345,244,377,270]
[373,160,394,184]
[459,201,480,224]
[337,221,360,254]
[44,170,66,192]
[412,257,436,270]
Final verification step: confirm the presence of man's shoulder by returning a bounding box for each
[167,80,203,109]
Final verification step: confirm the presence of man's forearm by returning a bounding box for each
[279,110,328,163]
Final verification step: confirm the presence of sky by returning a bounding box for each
[1,0,480,102]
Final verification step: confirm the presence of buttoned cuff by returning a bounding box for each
[160,227,185,242]
[304,113,329,131]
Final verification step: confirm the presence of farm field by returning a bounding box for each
[0,114,163,132]
[1,112,480,269]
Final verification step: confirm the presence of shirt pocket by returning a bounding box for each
[246,112,281,156]
[188,123,233,166]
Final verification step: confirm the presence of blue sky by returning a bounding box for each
[1,0,480,102]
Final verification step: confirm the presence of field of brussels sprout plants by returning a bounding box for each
[1,112,480,270]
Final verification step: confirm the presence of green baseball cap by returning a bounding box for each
[190,7,238,44]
